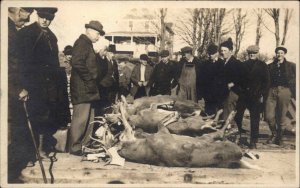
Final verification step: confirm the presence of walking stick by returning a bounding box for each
[23,102,48,183]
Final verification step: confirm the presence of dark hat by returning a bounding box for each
[107,44,116,53]
[275,46,287,54]
[247,45,259,54]
[207,43,218,55]
[140,54,149,61]
[85,20,105,36]
[21,7,34,13]
[220,37,233,51]
[159,50,170,58]
[181,46,193,54]
[63,45,73,55]
[35,8,58,21]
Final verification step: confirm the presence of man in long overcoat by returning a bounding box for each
[17,8,70,158]
[69,20,105,155]
[234,45,270,149]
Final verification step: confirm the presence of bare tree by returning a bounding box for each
[232,9,248,56]
[264,8,280,47]
[281,9,293,45]
[159,8,168,50]
[254,9,264,46]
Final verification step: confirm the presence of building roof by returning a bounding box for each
[105,31,157,37]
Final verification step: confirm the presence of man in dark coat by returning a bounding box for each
[130,54,153,99]
[149,50,177,96]
[176,46,202,103]
[219,38,245,121]
[69,20,105,155]
[265,46,296,145]
[8,7,34,181]
[17,8,70,158]
[96,44,119,115]
[198,44,226,115]
[234,45,270,149]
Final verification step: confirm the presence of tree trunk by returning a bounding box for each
[160,9,167,51]
[281,9,292,45]
[255,9,263,46]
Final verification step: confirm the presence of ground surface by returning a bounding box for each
[18,119,297,186]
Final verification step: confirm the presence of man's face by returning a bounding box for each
[87,28,100,43]
[140,60,147,65]
[65,55,72,61]
[184,53,193,61]
[248,53,258,60]
[14,8,31,28]
[37,16,51,28]
[276,50,286,61]
[161,56,169,63]
[209,52,219,60]
[220,47,231,60]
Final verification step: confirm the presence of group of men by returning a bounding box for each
[8,7,296,174]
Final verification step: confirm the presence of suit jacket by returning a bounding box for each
[222,56,245,96]
[268,59,296,98]
[70,34,100,105]
[241,59,270,100]
[97,55,119,89]
[130,63,153,96]
[175,57,203,100]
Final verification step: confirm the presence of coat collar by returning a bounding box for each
[79,34,93,46]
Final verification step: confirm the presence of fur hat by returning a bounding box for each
[275,46,287,54]
[85,20,105,36]
[35,8,58,21]
[220,37,233,51]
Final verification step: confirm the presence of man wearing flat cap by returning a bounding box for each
[69,20,105,155]
[96,44,119,115]
[219,37,245,122]
[130,54,153,99]
[198,43,226,115]
[149,50,177,96]
[8,7,34,181]
[17,7,70,159]
[234,45,270,149]
[265,46,295,146]
[175,46,202,103]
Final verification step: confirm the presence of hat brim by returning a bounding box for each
[85,24,105,36]
[37,12,55,20]
[275,47,287,54]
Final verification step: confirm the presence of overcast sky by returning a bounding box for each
[2,1,299,62]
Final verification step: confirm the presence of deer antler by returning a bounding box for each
[119,102,136,142]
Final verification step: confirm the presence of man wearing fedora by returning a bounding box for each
[96,44,119,115]
[149,50,177,96]
[69,20,105,155]
[17,8,71,158]
[62,45,73,76]
[234,45,270,149]
[265,46,296,145]
[176,46,202,103]
[130,54,153,99]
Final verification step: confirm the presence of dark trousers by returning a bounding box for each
[134,86,146,99]
[235,96,261,142]
[69,103,95,154]
[223,91,239,121]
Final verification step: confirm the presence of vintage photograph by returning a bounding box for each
[1,0,299,187]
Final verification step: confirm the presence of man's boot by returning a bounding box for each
[272,129,282,146]
[38,134,49,159]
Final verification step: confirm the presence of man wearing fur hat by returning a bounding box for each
[219,38,245,122]
[130,54,153,99]
[69,20,105,155]
[149,50,177,96]
[198,44,226,115]
[234,45,270,149]
[176,46,202,103]
[17,8,71,158]
[265,46,295,145]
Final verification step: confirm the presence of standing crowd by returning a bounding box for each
[8,7,296,177]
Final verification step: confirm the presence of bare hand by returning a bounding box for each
[143,81,148,86]
[19,89,29,101]
[228,82,234,89]
[138,82,143,87]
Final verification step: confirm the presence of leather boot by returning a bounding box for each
[38,134,49,159]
